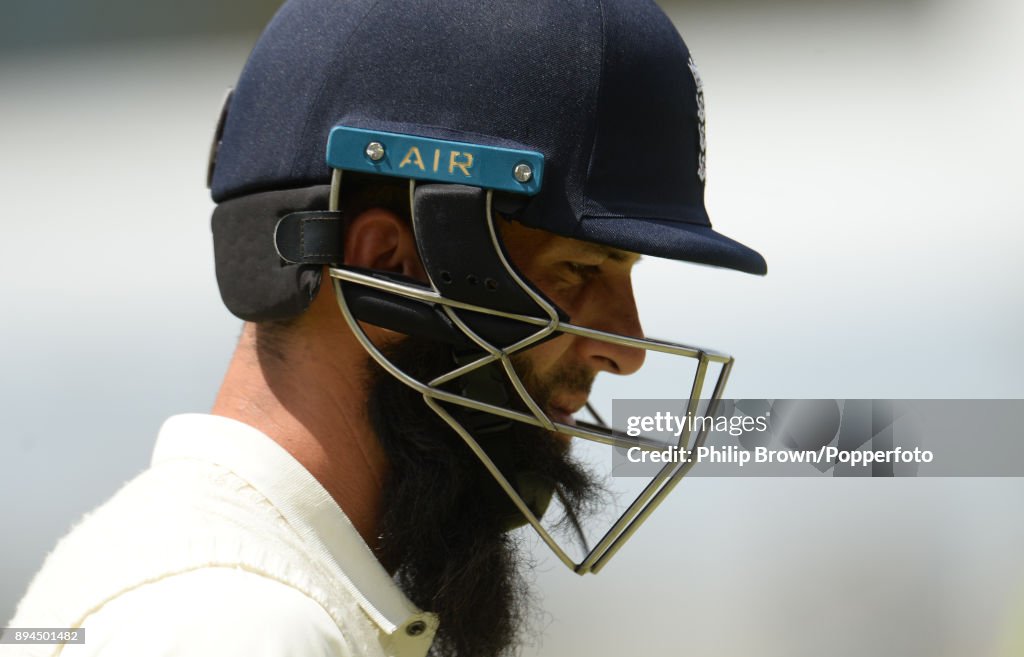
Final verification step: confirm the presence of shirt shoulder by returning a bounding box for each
[59,567,378,657]
[8,415,430,657]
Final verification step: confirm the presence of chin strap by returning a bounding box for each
[274,211,347,264]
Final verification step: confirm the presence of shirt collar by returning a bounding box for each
[152,413,439,654]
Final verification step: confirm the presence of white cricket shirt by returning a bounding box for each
[4,414,438,657]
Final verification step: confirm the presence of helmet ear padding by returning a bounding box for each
[211,185,331,321]
[412,184,552,319]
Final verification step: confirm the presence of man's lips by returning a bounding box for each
[547,407,577,426]
[546,397,587,427]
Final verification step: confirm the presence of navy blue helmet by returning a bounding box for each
[207,0,765,574]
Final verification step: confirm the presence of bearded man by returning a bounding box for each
[5,1,765,656]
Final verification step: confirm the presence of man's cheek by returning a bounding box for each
[521,335,574,378]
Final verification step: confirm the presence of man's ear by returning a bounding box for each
[343,208,426,280]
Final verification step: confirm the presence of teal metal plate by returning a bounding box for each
[326,126,544,195]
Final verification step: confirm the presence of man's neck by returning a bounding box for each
[212,321,389,550]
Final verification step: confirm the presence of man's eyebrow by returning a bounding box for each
[579,242,642,264]
[608,249,643,264]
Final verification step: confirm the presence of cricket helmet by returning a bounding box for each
[208,0,766,574]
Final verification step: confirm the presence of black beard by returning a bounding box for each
[367,336,603,657]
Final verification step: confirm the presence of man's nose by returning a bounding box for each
[576,286,646,376]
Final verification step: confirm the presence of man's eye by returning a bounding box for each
[564,262,601,279]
